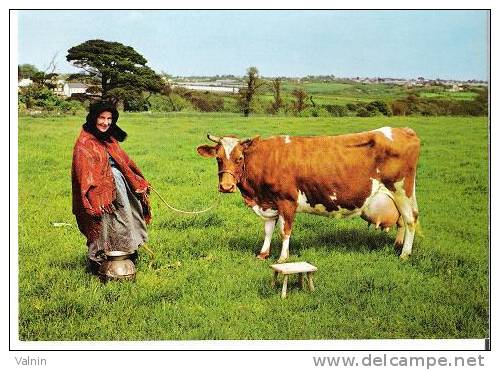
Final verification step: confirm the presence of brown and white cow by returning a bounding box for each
[197,127,420,262]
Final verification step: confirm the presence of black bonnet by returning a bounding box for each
[83,101,127,142]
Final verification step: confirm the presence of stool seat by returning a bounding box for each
[270,262,317,298]
[270,261,317,274]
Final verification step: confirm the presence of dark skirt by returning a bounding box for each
[88,164,148,262]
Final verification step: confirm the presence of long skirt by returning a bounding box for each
[88,165,148,262]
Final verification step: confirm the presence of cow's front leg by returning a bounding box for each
[276,200,297,263]
[257,218,277,260]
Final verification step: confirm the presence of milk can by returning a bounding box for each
[98,250,136,282]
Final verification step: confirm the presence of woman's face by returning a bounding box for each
[96,111,113,132]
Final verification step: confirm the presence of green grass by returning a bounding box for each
[419,91,479,100]
[275,81,408,106]
[18,113,489,340]
[259,82,480,107]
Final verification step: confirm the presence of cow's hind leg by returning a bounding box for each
[394,216,405,249]
[257,218,277,260]
[276,200,297,263]
[392,179,419,260]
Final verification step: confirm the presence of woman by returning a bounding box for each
[72,101,151,272]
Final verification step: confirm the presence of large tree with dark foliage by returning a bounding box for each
[66,39,163,109]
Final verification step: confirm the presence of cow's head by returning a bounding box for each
[197,134,259,193]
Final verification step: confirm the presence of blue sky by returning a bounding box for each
[17,10,488,80]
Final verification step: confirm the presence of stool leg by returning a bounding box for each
[307,272,315,291]
[271,271,278,288]
[281,275,288,298]
[299,273,304,289]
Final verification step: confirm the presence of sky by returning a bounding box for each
[16,10,489,80]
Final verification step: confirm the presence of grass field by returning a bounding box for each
[225,81,479,109]
[419,92,479,100]
[18,113,489,341]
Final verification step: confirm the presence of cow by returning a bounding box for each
[196,127,420,262]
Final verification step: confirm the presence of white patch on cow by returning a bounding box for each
[296,190,362,219]
[373,127,393,141]
[296,180,395,220]
[252,205,279,220]
[283,135,292,144]
[260,219,276,255]
[369,177,394,199]
[389,177,418,259]
[220,137,239,160]
[279,235,290,261]
[392,179,413,222]
[278,215,285,236]
[393,179,406,196]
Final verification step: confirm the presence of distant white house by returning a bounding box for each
[448,84,464,92]
[53,79,66,96]
[63,82,88,97]
[18,78,33,87]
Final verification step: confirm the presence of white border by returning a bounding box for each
[7,3,498,369]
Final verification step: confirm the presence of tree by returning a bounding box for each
[66,39,163,108]
[366,100,391,116]
[268,78,283,114]
[19,85,62,111]
[238,66,265,117]
[391,101,409,116]
[18,64,39,80]
[31,71,58,89]
[291,88,308,114]
[159,72,181,112]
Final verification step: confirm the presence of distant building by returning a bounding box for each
[18,78,33,87]
[175,79,243,94]
[63,82,88,97]
[448,84,464,92]
[53,79,66,96]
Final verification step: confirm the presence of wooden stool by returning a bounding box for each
[270,262,317,298]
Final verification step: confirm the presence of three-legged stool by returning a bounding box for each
[270,262,317,298]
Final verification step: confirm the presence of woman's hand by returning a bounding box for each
[135,185,150,204]
[135,182,150,194]
[87,207,102,218]
[87,203,116,217]
[100,204,116,214]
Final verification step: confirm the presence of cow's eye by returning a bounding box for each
[236,155,243,163]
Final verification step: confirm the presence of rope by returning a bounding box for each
[149,186,221,215]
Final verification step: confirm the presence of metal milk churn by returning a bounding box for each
[98,251,136,282]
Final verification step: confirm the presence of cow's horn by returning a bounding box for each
[207,134,221,143]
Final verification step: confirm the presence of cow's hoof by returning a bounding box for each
[277,256,288,264]
[256,253,269,260]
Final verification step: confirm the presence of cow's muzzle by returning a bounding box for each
[219,183,237,193]
[218,170,238,193]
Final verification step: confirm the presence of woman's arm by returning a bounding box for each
[72,146,102,217]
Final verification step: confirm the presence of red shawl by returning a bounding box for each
[72,129,151,244]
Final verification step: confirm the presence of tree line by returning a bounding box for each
[18,39,488,117]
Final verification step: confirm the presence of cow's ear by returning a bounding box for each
[241,135,261,149]
[197,145,217,158]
